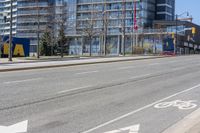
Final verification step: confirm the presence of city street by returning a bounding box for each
[0,55,200,133]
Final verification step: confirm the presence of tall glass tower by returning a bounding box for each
[0,0,17,36]
[156,0,175,20]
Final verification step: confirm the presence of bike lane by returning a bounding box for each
[84,84,200,133]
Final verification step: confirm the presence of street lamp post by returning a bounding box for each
[122,0,126,56]
[131,0,134,55]
[133,0,138,53]
[103,0,107,56]
[175,12,189,55]
[175,14,178,55]
[37,0,40,59]
[9,0,13,61]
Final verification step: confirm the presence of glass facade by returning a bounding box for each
[16,0,70,52]
[0,0,175,53]
[0,0,17,36]
[76,0,152,34]
[65,0,77,35]
[16,0,55,52]
[69,0,158,55]
[156,0,175,20]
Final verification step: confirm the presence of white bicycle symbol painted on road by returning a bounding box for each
[154,100,197,110]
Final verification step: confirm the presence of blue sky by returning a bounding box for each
[176,0,199,25]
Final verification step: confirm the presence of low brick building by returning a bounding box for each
[153,20,200,54]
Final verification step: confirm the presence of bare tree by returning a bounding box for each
[81,3,101,56]
[102,0,109,56]
[81,20,96,56]
[55,1,68,58]
[58,23,67,58]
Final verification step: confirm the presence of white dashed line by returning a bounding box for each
[3,78,42,84]
[118,66,136,70]
[57,85,92,94]
[149,63,160,66]
[129,73,153,80]
[76,71,99,75]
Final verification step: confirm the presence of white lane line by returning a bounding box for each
[3,78,42,84]
[118,66,136,70]
[76,71,99,75]
[129,73,152,80]
[82,83,200,133]
[57,85,92,94]
[172,66,189,71]
[149,63,160,66]
[168,61,178,63]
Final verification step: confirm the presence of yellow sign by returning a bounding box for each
[14,44,25,56]
[3,43,24,56]
[3,43,9,55]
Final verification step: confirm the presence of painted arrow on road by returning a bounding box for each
[0,120,28,133]
[104,124,140,133]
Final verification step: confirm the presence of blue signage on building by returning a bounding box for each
[163,38,175,52]
[1,36,30,57]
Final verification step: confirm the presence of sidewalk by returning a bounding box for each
[163,108,200,133]
[0,56,83,64]
[188,121,200,133]
[0,55,165,72]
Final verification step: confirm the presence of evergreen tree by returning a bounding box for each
[40,29,52,56]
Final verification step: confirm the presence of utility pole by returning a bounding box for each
[37,0,40,59]
[134,0,138,48]
[122,0,126,56]
[89,1,94,57]
[9,0,13,61]
[175,14,178,55]
[131,0,134,55]
[103,0,107,56]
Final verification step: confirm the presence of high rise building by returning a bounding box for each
[0,0,68,54]
[0,0,17,37]
[72,0,167,55]
[17,0,56,53]
[156,0,175,21]
[75,0,160,34]
[0,0,175,54]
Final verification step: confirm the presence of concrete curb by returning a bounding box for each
[162,108,200,133]
[0,57,82,65]
[0,56,168,72]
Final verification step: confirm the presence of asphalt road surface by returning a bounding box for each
[0,55,200,133]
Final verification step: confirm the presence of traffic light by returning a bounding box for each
[192,27,196,34]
